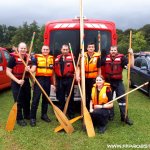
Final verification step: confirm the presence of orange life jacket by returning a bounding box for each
[84,52,100,78]
[105,54,124,80]
[54,53,74,77]
[35,54,54,76]
[91,82,111,105]
[11,52,31,79]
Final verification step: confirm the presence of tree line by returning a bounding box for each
[0,21,150,54]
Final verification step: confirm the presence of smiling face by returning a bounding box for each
[110,46,118,57]
[96,76,104,87]
[41,45,50,56]
[18,42,27,55]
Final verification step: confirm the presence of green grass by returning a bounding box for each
[0,70,150,150]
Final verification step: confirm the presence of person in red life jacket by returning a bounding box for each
[101,45,134,125]
[29,45,55,127]
[90,75,113,134]
[54,44,75,119]
[76,42,101,110]
[6,42,31,126]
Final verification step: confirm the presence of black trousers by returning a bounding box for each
[30,76,51,119]
[85,78,95,110]
[91,108,109,127]
[11,78,31,120]
[106,79,127,119]
[56,77,74,116]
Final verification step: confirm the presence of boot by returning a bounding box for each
[119,106,133,126]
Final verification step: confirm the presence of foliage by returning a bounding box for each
[0,70,150,150]
[0,22,150,54]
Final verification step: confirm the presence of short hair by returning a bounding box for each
[110,45,118,49]
[87,42,95,48]
[61,44,69,48]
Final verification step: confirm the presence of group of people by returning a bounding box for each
[6,41,134,134]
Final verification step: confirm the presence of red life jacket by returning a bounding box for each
[54,53,74,77]
[105,54,124,80]
[10,52,31,79]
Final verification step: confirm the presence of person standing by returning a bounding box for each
[76,42,101,110]
[29,45,54,127]
[54,44,75,119]
[101,45,134,125]
[90,76,113,134]
[6,42,31,126]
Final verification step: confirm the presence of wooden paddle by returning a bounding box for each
[54,116,83,132]
[69,43,95,137]
[15,50,74,134]
[97,31,101,54]
[63,54,80,115]
[5,32,36,131]
[106,82,149,105]
[125,30,132,119]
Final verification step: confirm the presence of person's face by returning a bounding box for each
[110,46,118,57]
[96,77,104,86]
[87,44,95,53]
[41,46,50,56]
[18,43,27,55]
[61,45,69,56]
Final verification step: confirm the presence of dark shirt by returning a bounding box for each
[7,56,16,69]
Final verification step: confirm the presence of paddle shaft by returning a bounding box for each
[106,82,149,105]
[125,30,132,119]
[63,54,80,114]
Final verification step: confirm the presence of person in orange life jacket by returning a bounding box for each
[90,75,113,134]
[54,44,75,119]
[6,42,31,126]
[29,45,55,127]
[101,45,134,125]
[76,42,101,110]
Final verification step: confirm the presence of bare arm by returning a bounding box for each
[90,100,94,113]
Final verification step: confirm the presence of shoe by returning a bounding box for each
[17,120,27,126]
[121,118,133,126]
[98,126,106,134]
[30,119,36,127]
[41,115,51,122]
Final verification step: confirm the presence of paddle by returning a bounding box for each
[55,116,83,132]
[5,32,36,131]
[63,54,80,115]
[106,82,149,105]
[69,43,95,137]
[15,50,74,134]
[125,30,132,119]
[97,31,101,54]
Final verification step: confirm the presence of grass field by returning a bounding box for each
[0,70,150,150]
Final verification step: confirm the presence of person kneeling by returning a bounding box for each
[90,76,113,134]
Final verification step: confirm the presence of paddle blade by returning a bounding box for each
[54,115,83,132]
[53,105,74,134]
[5,103,17,131]
[83,107,95,137]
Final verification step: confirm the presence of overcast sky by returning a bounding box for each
[0,0,150,30]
